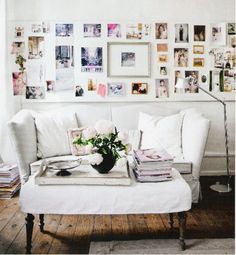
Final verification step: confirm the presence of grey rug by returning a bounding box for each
[89,238,235,254]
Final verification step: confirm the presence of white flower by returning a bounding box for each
[94,120,115,135]
[125,144,132,154]
[117,131,128,144]
[82,127,97,140]
[87,153,103,165]
[84,144,93,154]
[116,157,127,168]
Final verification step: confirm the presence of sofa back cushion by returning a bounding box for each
[34,111,78,158]
[138,111,184,158]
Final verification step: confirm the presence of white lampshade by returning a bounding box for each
[175,78,189,89]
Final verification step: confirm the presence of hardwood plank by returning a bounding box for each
[111,214,129,240]
[32,215,62,254]
[48,215,78,254]
[144,214,168,238]
[127,214,148,239]
[93,215,112,241]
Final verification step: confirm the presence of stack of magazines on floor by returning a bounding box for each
[0,163,20,199]
[133,148,174,182]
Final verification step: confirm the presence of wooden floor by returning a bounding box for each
[0,176,234,254]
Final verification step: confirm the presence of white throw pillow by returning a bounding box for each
[138,112,184,158]
[34,112,78,158]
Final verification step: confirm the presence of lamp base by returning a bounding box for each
[210,182,232,193]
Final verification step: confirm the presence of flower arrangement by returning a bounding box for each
[73,120,131,172]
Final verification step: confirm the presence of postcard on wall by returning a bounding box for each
[56,24,73,37]
[55,45,74,69]
[126,24,151,39]
[31,23,42,33]
[193,25,206,41]
[11,42,25,55]
[28,36,44,59]
[131,82,148,94]
[46,80,55,92]
[75,85,84,97]
[55,68,74,91]
[108,83,125,96]
[155,23,168,39]
[158,54,168,63]
[174,70,185,93]
[156,43,168,52]
[185,71,199,93]
[15,26,24,38]
[210,23,226,45]
[81,47,103,72]
[175,24,189,43]
[193,58,204,67]
[156,79,169,98]
[26,62,45,86]
[174,48,188,67]
[193,45,204,54]
[227,23,236,35]
[12,72,27,96]
[107,24,121,38]
[87,79,97,91]
[42,21,50,33]
[160,66,167,75]
[209,48,224,68]
[26,86,45,99]
[84,24,101,37]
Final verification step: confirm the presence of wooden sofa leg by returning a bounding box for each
[25,213,35,254]
[168,213,174,229]
[178,212,186,251]
[39,214,45,232]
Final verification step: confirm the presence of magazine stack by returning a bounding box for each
[0,163,20,199]
[133,148,174,182]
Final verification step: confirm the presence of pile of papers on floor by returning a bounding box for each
[0,163,20,199]
[133,148,173,182]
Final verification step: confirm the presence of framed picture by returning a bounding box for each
[174,48,188,67]
[193,45,204,54]
[193,58,204,67]
[155,23,168,39]
[158,54,168,63]
[156,79,169,98]
[193,25,206,41]
[108,83,125,96]
[175,24,189,43]
[210,23,226,45]
[131,82,148,94]
[107,42,150,77]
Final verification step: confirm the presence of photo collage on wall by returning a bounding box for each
[10,21,236,100]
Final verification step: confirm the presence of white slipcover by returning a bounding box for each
[20,168,192,214]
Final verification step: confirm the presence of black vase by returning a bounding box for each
[91,153,116,174]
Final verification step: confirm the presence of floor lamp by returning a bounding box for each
[175,78,232,193]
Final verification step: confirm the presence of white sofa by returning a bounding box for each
[8,103,210,202]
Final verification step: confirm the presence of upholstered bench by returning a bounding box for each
[20,167,191,253]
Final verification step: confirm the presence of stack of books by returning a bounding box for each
[0,163,20,199]
[133,149,174,182]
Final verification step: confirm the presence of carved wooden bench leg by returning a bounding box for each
[25,213,35,254]
[168,213,174,229]
[39,214,45,232]
[178,211,186,251]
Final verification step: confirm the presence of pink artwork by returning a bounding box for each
[107,24,121,38]
[12,72,27,96]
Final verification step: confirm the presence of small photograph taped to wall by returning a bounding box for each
[87,79,97,91]
[160,66,167,75]
[107,24,121,38]
[56,24,73,37]
[46,80,55,92]
[28,36,44,59]
[193,25,206,41]
[227,23,236,35]
[174,48,188,67]
[31,23,42,33]
[81,47,103,72]
[175,24,189,43]
[42,22,50,33]
[158,54,168,63]
[56,45,74,69]
[108,83,125,96]
[174,70,185,93]
[185,71,199,93]
[84,24,101,37]
[155,23,168,39]
[156,43,168,52]
[121,52,135,67]
[15,26,24,38]
[75,85,84,97]
[210,23,226,45]
[11,42,25,55]
[131,82,148,95]
[126,23,143,39]
[26,86,45,99]
[12,72,27,96]
[156,79,169,98]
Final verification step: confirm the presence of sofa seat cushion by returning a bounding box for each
[20,168,191,214]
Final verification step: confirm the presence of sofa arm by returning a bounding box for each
[182,112,210,180]
[8,110,37,183]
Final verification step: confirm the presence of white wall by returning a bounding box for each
[6,0,235,175]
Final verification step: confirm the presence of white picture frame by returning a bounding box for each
[107,42,150,77]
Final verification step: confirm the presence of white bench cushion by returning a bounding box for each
[20,168,191,215]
